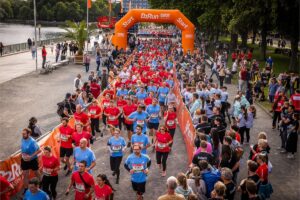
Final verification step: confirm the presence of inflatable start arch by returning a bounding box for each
[112,9,195,53]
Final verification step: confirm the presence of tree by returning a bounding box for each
[0,0,13,19]
[63,20,88,55]
[276,0,299,72]
[54,2,67,21]
[18,5,32,20]
[65,2,83,21]
[39,5,54,21]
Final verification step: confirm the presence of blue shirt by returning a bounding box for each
[116,89,128,97]
[238,114,247,128]
[125,153,151,183]
[131,134,150,154]
[73,147,96,173]
[269,83,278,95]
[136,91,148,101]
[21,137,39,160]
[146,104,160,123]
[147,85,157,94]
[166,79,174,88]
[221,91,228,102]
[24,189,49,200]
[107,136,126,157]
[129,111,149,134]
[246,112,254,128]
[157,87,169,103]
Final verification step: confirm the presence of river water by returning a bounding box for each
[0,23,66,45]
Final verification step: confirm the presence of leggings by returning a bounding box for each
[42,175,58,199]
[169,129,176,147]
[156,151,169,171]
[239,126,250,144]
[91,118,100,136]
[110,156,122,178]
[272,111,281,127]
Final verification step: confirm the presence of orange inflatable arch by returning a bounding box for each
[112,9,195,53]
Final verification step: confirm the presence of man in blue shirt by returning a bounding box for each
[73,138,96,173]
[21,128,41,194]
[146,98,160,146]
[24,177,49,200]
[124,144,151,199]
[136,86,148,102]
[131,125,150,154]
[127,105,149,134]
[116,84,128,97]
[147,80,157,94]
[268,78,278,103]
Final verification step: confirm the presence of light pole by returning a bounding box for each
[38,24,41,46]
[33,0,38,71]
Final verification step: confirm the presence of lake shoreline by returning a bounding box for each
[2,20,65,27]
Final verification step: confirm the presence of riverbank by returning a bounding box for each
[2,20,98,27]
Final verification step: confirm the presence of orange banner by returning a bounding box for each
[173,67,196,163]
[87,0,92,9]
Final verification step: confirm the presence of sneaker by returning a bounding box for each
[287,154,295,159]
[280,150,287,153]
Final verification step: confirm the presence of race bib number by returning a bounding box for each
[167,120,175,126]
[151,113,158,118]
[90,110,96,115]
[60,134,68,142]
[157,142,166,149]
[75,183,85,192]
[137,120,144,125]
[132,164,144,172]
[42,168,52,176]
[112,145,122,151]
[104,102,109,107]
[109,116,116,120]
[160,93,166,97]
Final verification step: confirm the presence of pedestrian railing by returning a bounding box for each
[2,37,66,56]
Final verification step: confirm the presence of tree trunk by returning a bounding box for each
[231,33,238,50]
[289,37,300,73]
[252,31,257,44]
[261,27,267,61]
[240,31,248,48]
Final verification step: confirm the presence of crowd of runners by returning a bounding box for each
[1,28,299,200]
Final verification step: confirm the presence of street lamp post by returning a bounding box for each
[33,0,37,71]
[38,24,41,46]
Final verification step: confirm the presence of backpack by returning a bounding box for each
[57,101,65,117]
[202,168,221,198]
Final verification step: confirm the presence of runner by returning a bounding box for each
[146,98,160,148]
[57,117,74,175]
[102,93,112,129]
[88,99,102,138]
[73,138,96,173]
[41,146,60,200]
[116,95,128,130]
[144,91,154,106]
[94,174,114,200]
[155,125,173,177]
[66,160,95,200]
[157,82,169,116]
[136,86,148,102]
[124,144,151,200]
[0,175,14,200]
[104,99,121,129]
[20,128,41,194]
[164,106,177,144]
[123,97,138,147]
[107,128,126,184]
[24,178,49,200]
[131,125,151,154]
[74,105,90,131]
[127,104,149,134]
[72,123,92,147]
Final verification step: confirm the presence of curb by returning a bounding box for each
[255,101,273,118]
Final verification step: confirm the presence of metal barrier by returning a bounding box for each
[2,37,66,55]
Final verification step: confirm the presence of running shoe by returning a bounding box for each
[287,154,295,159]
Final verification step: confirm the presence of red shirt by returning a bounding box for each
[291,94,300,111]
[144,97,153,106]
[74,112,89,126]
[235,132,241,143]
[123,104,137,124]
[103,90,114,99]
[42,48,47,57]
[104,107,120,126]
[231,52,237,60]
[274,99,284,112]
[164,112,177,129]
[71,171,95,200]
[114,81,122,89]
[42,155,59,176]
[117,99,127,107]
[102,99,110,108]
[0,175,11,200]
[90,83,101,98]
[141,76,149,84]
[72,131,91,147]
[94,184,113,200]
[256,163,268,182]
[155,132,172,152]
[88,105,101,119]
[59,125,74,149]
[247,52,252,60]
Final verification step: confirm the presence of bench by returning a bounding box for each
[51,62,61,70]
[60,59,69,65]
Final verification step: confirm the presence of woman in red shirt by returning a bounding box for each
[41,146,60,200]
[256,153,273,198]
[88,99,102,138]
[94,174,114,200]
[104,100,121,129]
[155,125,173,177]
[164,106,177,143]
[72,123,92,147]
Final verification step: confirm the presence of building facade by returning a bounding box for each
[122,0,149,12]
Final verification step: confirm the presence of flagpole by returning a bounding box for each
[33,0,37,71]
[87,0,89,53]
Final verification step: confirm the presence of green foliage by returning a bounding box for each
[63,20,87,55]
[18,5,33,20]
[0,0,13,19]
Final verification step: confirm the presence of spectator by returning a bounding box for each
[175,173,193,199]
[158,176,185,200]
[220,168,236,200]
[187,166,207,200]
